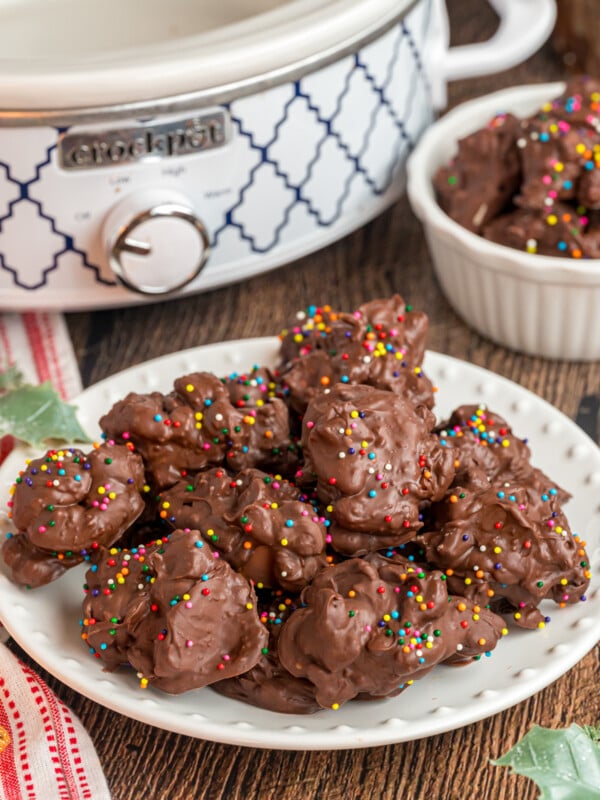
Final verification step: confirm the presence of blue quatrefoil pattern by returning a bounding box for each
[0,0,433,295]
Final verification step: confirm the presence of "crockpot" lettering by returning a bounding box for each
[58,111,229,170]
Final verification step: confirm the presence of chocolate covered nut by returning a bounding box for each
[82,529,268,693]
[100,371,295,489]
[323,523,425,557]
[212,590,320,715]
[222,366,302,476]
[434,112,521,233]
[2,443,145,588]
[482,204,590,257]
[421,483,590,629]
[515,79,600,215]
[298,383,455,551]
[223,365,280,408]
[548,77,600,127]
[277,554,506,709]
[2,534,76,588]
[434,77,600,258]
[278,296,434,414]
[158,467,328,592]
[516,121,590,210]
[437,405,570,503]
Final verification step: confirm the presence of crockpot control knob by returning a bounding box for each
[103,189,210,295]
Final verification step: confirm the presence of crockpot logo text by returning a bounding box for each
[59,111,229,170]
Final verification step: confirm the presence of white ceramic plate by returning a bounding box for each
[0,338,598,750]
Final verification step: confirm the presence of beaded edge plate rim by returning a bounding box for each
[0,337,598,751]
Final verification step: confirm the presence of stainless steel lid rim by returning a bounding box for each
[0,0,419,122]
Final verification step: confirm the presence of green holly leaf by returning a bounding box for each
[0,381,91,447]
[0,365,24,393]
[493,724,600,799]
[583,725,600,747]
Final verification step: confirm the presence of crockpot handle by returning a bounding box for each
[429,0,557,109]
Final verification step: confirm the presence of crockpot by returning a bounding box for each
[0,0,555,310]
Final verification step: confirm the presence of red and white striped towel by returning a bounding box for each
[0,647,110,800]
[0,313,110,800]
[0,313,82,401]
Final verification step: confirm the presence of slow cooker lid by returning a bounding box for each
[0,0,415,111]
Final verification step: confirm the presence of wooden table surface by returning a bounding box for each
[7,4,600,799]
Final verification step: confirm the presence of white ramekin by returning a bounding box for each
[406,82,600,361]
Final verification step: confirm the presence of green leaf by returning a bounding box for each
[0,365,24,393]
[583,725,600,747]
[493,724,600,800]
[0,382,91,447]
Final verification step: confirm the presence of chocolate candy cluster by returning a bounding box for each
[434,77,600,258]
[2,295,591,713]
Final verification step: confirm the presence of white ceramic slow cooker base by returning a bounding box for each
[0,0,556,310]
[0,7,432,311]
